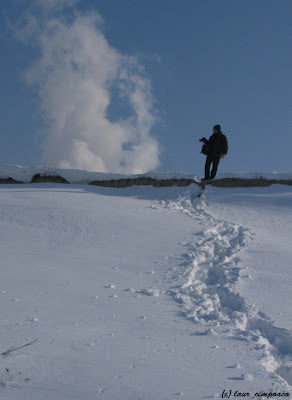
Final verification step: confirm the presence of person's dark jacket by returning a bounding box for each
[207,131,228,157]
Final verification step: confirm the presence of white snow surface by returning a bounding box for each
[0,179,291,399]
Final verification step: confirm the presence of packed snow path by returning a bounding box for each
[155,185,292,388]
[0,183,291,399]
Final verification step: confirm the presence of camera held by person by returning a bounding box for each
[199,137,208,144]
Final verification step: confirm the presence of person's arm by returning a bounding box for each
[221,135,228,155]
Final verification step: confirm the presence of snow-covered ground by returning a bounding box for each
[0,179,291,399]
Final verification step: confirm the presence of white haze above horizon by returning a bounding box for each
[17,1,160,173]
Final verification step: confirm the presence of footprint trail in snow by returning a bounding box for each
[154,185,292,388]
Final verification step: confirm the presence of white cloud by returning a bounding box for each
[22,4,160,173]
[37,0,78,12]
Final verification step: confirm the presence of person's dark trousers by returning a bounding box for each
[204,155,220,180]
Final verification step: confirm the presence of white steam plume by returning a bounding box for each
[22,5,160,173]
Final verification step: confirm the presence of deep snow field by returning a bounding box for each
[0,179,291,400]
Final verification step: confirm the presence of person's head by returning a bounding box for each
[213,124,221,133]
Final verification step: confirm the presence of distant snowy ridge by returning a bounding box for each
[0,164,291,185]
[0,164,196,184]
[218,172,292,180]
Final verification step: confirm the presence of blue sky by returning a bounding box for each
[0,0,291,175]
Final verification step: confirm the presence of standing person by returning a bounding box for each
[200,124,228,181]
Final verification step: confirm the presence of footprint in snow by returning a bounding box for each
[140,288,160,297]
[257,311,269,319]
[27,317,38,322]
[228,373,253,381]
[192,328,217,336]
[105,284,116,289]
[226,363,240,369]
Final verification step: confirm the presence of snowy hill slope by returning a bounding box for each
[0,181,291,399]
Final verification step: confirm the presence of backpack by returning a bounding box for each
[201,143,209,155]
